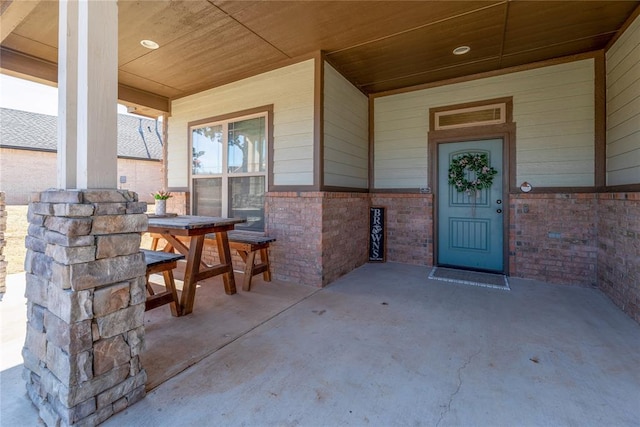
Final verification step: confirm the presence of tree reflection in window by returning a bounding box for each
[192,125,222,175]
[228,117,266,174]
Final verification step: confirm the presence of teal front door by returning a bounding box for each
[438,139,504,272]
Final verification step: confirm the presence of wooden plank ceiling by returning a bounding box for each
[1,0,638,115]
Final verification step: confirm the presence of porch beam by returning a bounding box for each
[118,84,171,115]
[0,47,171,114]
[0,47,57,84]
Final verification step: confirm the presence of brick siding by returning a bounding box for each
[370,193,433,265]
[116,158,164,204]
[597,193,640,324]
[164,191,369,287]
[182,190,638,323]
[321,192,370,284]
[265,192,324,287]
[509,193,598,286]
[165,192,189,215]
[0,149,55,204]
[0,148,161,205]
[262,192,370,287]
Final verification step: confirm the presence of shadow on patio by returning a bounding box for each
[2,263,639,426]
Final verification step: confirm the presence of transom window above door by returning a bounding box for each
[434,103,506,130]
[430,97,512,131]
[190,111,268,231]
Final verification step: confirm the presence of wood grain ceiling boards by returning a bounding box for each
[1,0,57,63]
[119,4,288,95]
[328,5,507,91]
[213,1,501,57]
[502,1,637,55]
[1,0,638,113]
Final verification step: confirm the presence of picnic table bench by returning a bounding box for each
[141,249,185,316]
[205,231,276,291]
[150,230,276,292]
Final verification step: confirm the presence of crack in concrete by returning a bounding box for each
[436,349,482,427]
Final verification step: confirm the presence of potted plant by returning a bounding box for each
[151,190,172,216]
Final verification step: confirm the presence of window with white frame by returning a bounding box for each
[191,112,268,231]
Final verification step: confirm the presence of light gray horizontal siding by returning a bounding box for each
[606,15,640,186]
[323,63,369,188]
[374,59,596,188]
[168,60,315,188]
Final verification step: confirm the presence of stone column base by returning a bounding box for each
[23,189,148,426]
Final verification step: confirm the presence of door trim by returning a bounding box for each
[428,123,515,275]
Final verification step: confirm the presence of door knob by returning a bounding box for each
[496,209,503,214]
[496,199,502,204]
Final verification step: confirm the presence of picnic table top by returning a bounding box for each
[147,215,245,230]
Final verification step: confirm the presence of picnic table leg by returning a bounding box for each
[241,250,257,291]
[162,269,182,317]
[216,231,237,295]
[180,234,205,315]
[260,248,272,282]
[233,249,254,291]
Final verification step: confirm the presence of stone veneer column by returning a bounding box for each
[23,189,148,426]
[0,191,6,295]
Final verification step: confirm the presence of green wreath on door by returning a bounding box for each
[448,153,498,194]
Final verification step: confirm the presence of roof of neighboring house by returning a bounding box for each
[0,108,163,160]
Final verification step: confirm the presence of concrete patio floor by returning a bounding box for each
[2,262,640,426]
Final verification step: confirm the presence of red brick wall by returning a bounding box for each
[321,193,370,284]
[509,193,598,286]
[176,189,640,324]
[370,193,433,265]
[265,192,324,286]
[264,192,432,286]
[597,192,640,323]
[195,191,428,287]
[200,238,246,272]
[189,191,368,288]
[165,192,189,215]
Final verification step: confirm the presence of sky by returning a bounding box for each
[0,74,58,116]
[0,74,133,116]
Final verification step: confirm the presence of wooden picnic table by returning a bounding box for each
[147,215,246,315]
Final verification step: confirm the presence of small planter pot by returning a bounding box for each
[155,199,167,216]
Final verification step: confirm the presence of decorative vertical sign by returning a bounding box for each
[369,207,386,262]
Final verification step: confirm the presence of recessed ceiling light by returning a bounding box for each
[453,45,471,55]
[140,39,160,50]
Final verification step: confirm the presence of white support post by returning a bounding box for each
[57,0,78,189]
[76,0,118,189]
[57,0,118,190]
